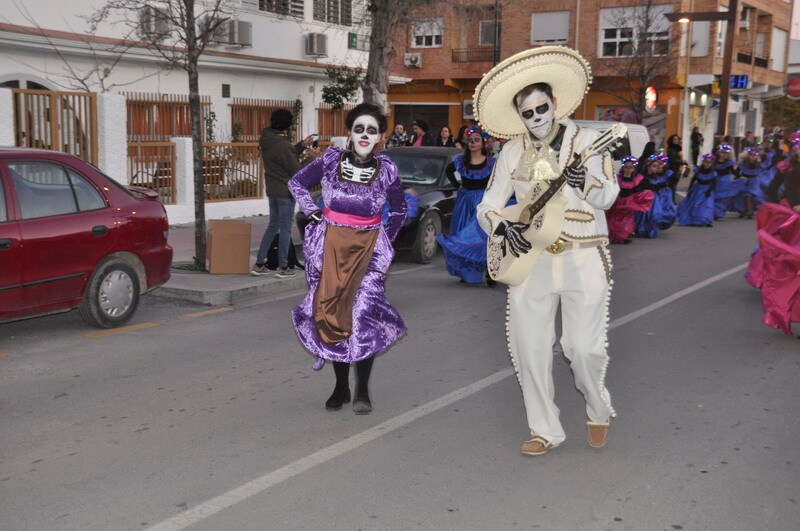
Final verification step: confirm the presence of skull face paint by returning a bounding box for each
[349,115,381,160]
[517,90,556,139]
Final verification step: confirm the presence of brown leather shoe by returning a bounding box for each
[587,421,610,448]
[520,435,553,456]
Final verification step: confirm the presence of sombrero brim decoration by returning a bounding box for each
[473,46,592,139]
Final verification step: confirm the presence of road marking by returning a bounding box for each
[147,261,749,531]
[84,322,159,338]
[608,262,748,330]
[184,307,234,318]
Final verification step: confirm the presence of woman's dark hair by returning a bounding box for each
[270,109,294,131]
[345,103,388,133]
[456,125,468,142]
[667,134,680,146]
[412,118,430,133]
[513,83,554,109]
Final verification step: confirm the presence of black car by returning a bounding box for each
[295,146,462,263]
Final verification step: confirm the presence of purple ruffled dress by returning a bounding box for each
[288,147,408,369]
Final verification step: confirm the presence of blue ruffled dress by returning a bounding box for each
[677,167,717,226]
[635,170,676,237]
[436,155,496,284]
[713,159,746,218]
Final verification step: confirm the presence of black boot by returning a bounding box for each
[353,357,374,415]
[325,362,351,410]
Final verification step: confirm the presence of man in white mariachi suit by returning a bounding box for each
[475,46,620,456]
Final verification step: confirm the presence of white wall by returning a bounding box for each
[0,89,13,146]
[1,0,368,68]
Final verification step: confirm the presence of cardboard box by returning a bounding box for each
[206,220,251,275]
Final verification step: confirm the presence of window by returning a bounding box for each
[599,6,672,58]
[531,11,569,45]
[257,0,304,19]
[313,0,352,26]
[411,18,443,48]
[771,28,788,72]
[479,20,500,47]
[716,18,727,58]
[602,27,634,57]
[9,163,105,220]
[0,180,6,222]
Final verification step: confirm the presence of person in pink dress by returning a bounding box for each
[606,156,654,244]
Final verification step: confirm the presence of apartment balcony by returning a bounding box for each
[737,52,769,69]
[452,48,498,63]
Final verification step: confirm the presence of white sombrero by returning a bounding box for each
[473,46,592,139]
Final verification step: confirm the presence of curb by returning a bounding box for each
[151,271,307,306]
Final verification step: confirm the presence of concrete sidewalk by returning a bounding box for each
[154,216,307,306]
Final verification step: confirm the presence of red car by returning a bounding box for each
[0,148,172,327]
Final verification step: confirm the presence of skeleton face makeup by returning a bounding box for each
[517,90,556,139]
[349,115,381,160]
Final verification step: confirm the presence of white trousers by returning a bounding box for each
[507,246,615,446]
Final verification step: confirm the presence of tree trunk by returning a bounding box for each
[362,0,401,110]
[184,0,207,269]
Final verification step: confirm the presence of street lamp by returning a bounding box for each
[665,0,738,138]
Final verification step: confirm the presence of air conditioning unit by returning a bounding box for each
[305,33,328,57]
[227,20,252,47]
[198,16,229,44]
[404,53,423,68]
[463,100,475,120]
[139,6,170,39]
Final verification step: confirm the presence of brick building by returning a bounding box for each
[388,0,793,153]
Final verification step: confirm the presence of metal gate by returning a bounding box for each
[11,89,98,165]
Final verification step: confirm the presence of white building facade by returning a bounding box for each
[0,0,371,223]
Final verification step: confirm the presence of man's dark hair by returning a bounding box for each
[270,109,294,131]
[514,83,554,109]
[345,103,388,133]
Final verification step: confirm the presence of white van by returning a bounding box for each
[574,120,651,160]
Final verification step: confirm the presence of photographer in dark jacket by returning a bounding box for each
[251,109,317,278]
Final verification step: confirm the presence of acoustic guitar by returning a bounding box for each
[486,123,627,286]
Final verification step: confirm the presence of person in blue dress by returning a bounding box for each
[677,154,717,227]
[731,147,768,218]
[712,143,744,219]
[635,154,676,237]
[436,125,497,284]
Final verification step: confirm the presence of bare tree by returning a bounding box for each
[361,0,433,110]
[593,0,676,125]
[87,0,233,269]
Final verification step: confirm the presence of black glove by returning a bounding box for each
[309,210,323,223]
[494,221,531,257]
[563,166,586,190]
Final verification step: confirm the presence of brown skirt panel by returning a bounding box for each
[313,224,379,344]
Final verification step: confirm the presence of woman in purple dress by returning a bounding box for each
[288,103,407,415]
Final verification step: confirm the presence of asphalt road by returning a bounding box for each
[1,214,799,531]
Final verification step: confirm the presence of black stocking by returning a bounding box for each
[325,361,351,410]
[354,357,373,409]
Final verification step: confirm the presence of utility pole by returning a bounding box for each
[493,0,500,66]
[717,0,738,139]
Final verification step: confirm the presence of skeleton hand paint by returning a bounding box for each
[517,90,556,140]
[564,166,586,190]
[349,115,381,160]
